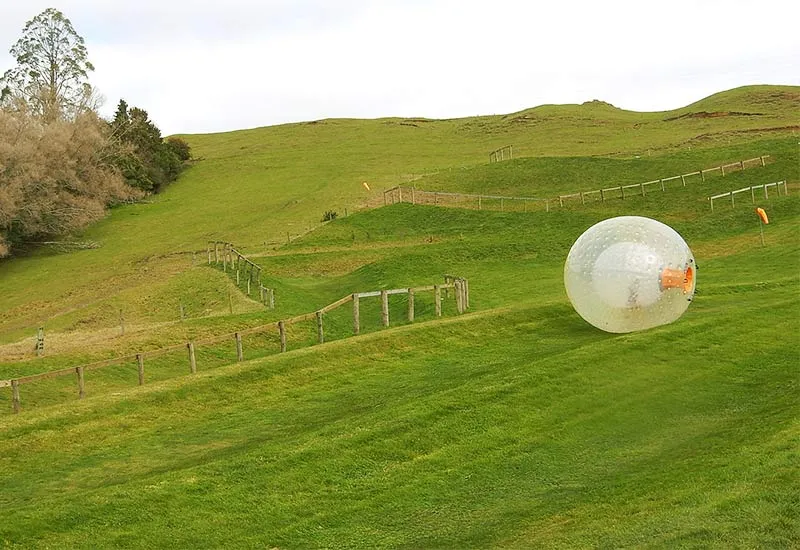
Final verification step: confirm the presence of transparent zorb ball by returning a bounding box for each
[564,216,696,333]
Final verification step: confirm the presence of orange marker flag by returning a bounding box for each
[756,207,769,224]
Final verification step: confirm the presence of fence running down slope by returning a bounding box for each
[1,275,470,414]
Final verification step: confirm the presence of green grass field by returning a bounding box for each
[0,85,798,548]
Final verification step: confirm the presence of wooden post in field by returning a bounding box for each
[407,288,415,322]
[236,269,240,285]
[640,183,645,197]
[620,186,625,199]
[352,294,360,335]
[235,333,243,362]
[464,279,470,309]
[383,190,388,206]
[137,354,144,385]
[246,278,251,296]
[740,160,744,170]
[681,175,686,187]
[454,280,464,314]
[278,321,287,352]
[398,187,403,203]
[721,165,726,177]
[478,196,482,210]
[434,285,442,317]
[760,156,766,167]
[381,290,389,327]
[660,179,665,192]
[207,243,212,264]
[559,196,564,208]
[580,192,585,205]
[11,379,20,414]
[76,367,85,399]
[269,289,275,309]
[188,342,197,374]
[36,327,44,356]
[223,250,227,271]
[701,170,705,182]
[214,242,220,263]
[600,188,605,202]
[316,311,324,344]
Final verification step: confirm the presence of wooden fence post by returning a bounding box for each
[235,333,243,361]
[407,289,415,322]
[207,243,212,265]
[278,321,287,352]
[188,342,197,373]
[760,156,766,167]
[751,187,756,203]
[640,183,645,197]
[701,170,705,182]
[316,311,324,344]
[434,285,442,317]
[381,290,389,327]
[600,188,605,202]
[214,242,220,263]
[76,367,85,399]
[455,280,464,314]
[660,179,665,192]
[353,294,360,335]
[620,186,625,199]
[681,175,686,187]
[137,354,144,385]
[236,270,240,285]
[269,289,275,309]
[11,379,20,414]
[246,278,251,296]
[464,279,470,309]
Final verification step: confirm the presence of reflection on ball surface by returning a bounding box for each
[564,216,696,333]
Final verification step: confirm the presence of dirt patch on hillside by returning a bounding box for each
[664,111,764,121]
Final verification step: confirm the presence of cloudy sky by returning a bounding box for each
[1,0,798,135]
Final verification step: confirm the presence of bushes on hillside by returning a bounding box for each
[0,108,140,256]
[109,100,190,193]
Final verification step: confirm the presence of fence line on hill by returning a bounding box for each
[382,155,771,212]
[208,241,276,308]
[1,275,470,414]
[489,145,513,163]
[708,180,788,211]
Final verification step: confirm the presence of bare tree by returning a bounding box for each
[0,108,140,256]
[0,8,95,121]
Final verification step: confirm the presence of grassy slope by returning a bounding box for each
[0,85,798,547]
[0,85,797,343]
[0,198,797,547]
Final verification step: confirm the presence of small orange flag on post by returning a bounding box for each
[756,207,769,224]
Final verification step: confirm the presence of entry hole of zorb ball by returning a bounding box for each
[564,216,696,333]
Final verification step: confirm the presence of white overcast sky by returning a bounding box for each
[1,0,798,135]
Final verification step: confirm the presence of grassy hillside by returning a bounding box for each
[0,85,798,547]
[0,85,797,345]
[0,196,797,547]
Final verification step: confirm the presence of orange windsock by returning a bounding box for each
[756,208,769,224]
